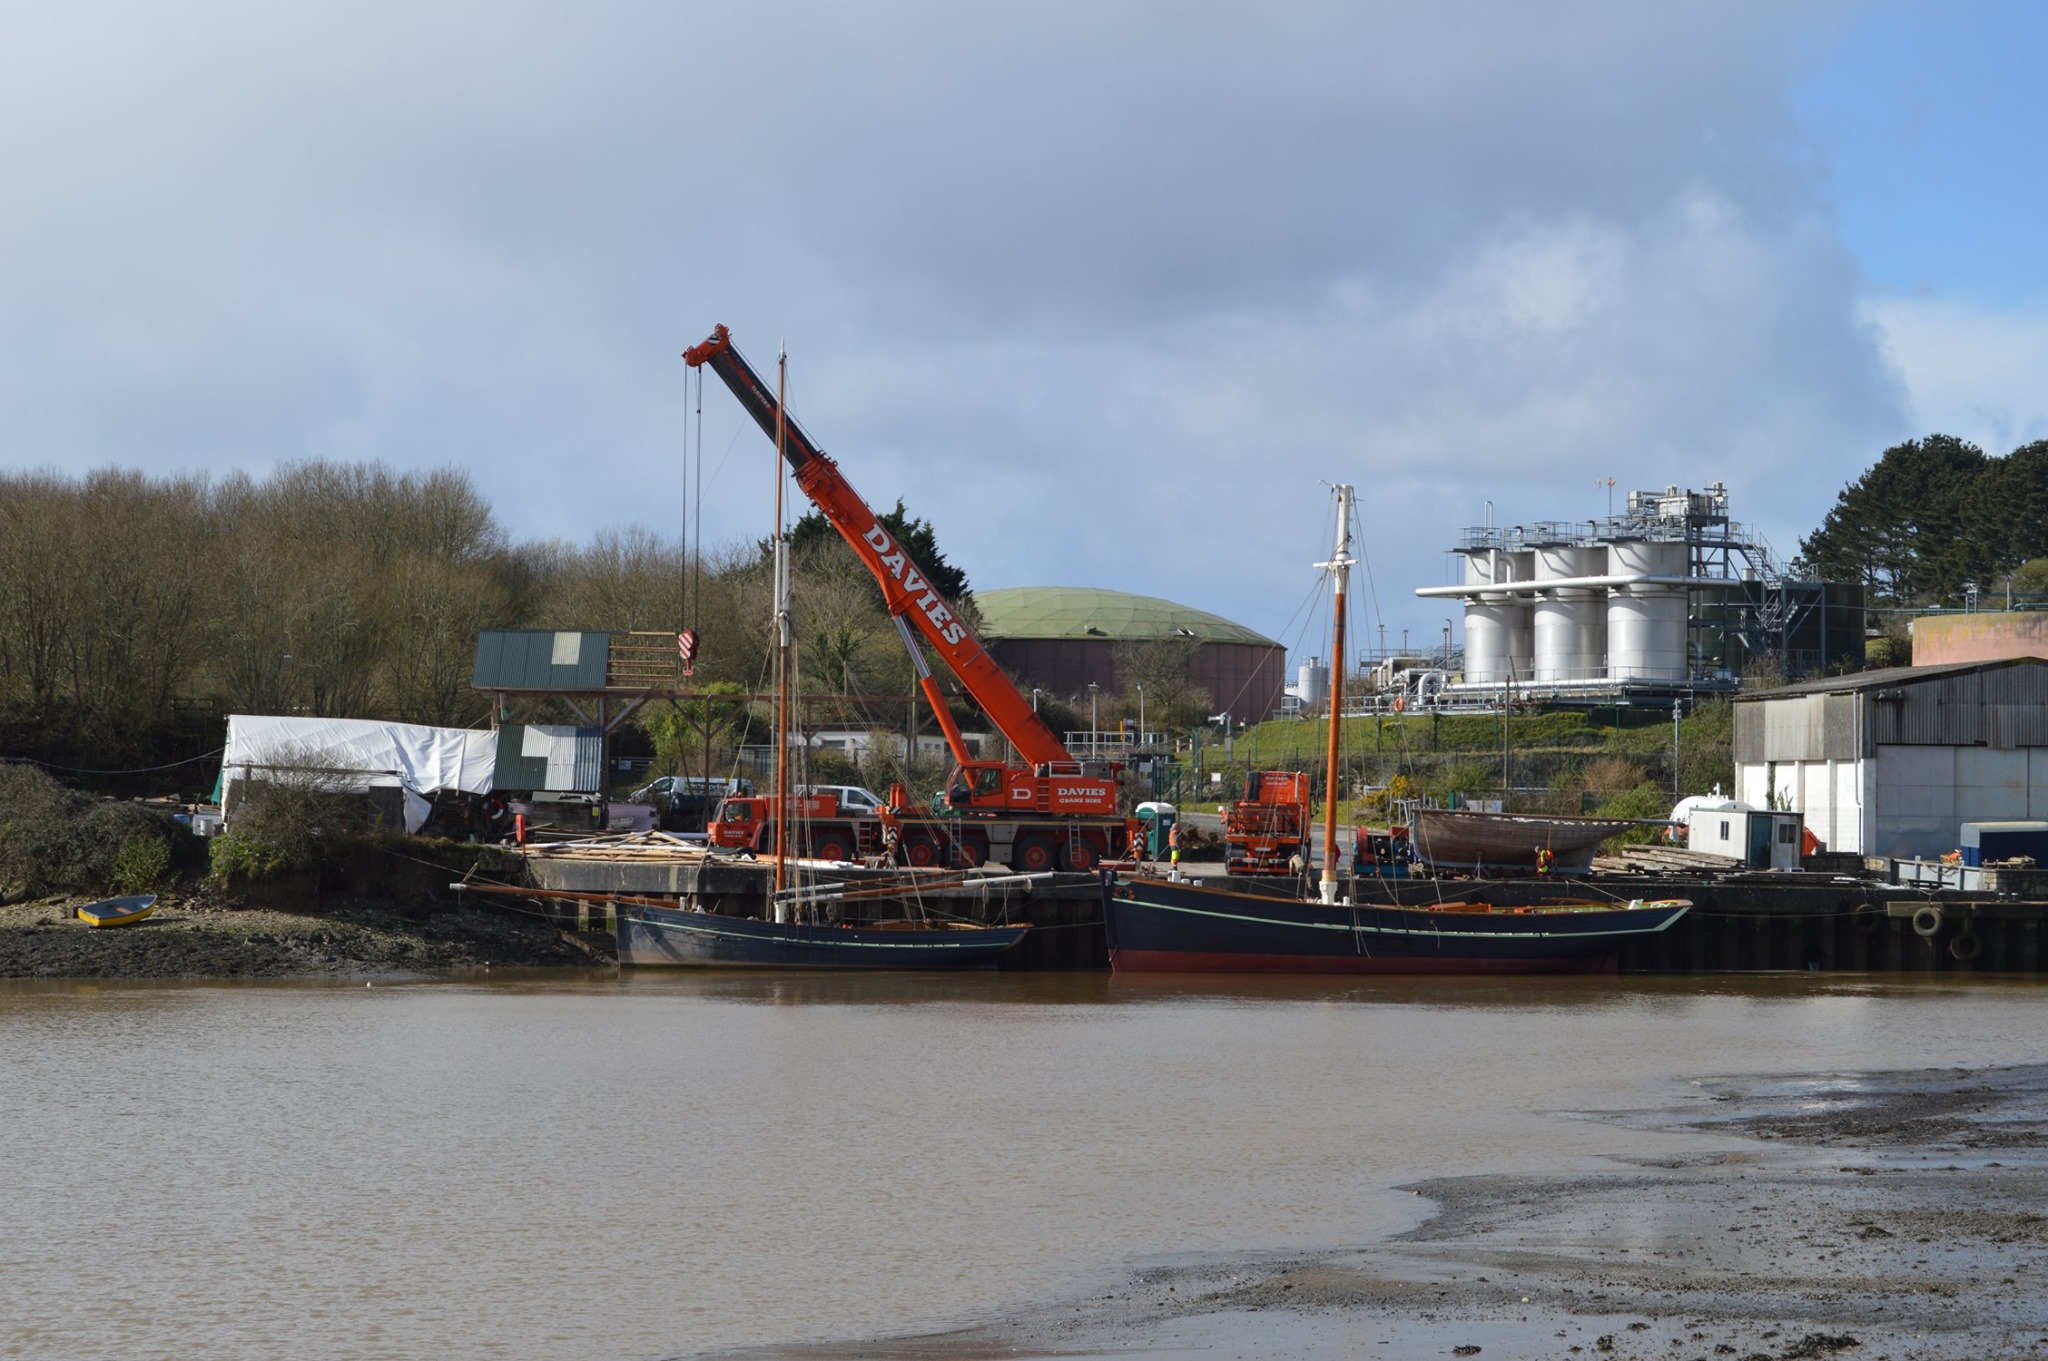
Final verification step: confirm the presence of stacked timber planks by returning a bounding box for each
[1591,844,1742,875]
[521,830,711,862]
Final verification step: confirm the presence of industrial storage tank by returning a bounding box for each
[1295,658,1329,710]
[1530,544,1605,681]
[976,586,1286,724]
[1606,539,1688,680]
[1457,550,1533,683]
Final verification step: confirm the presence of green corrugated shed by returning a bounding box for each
[472,630,612,691]
[493,724,604,793]
[975,587,1277,647]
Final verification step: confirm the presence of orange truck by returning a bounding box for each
[686,325,1137,872]
[1224,771,1312,876]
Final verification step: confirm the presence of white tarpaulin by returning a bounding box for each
[222,715,499,834]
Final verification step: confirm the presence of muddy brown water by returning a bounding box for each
[5,972,2046,1359]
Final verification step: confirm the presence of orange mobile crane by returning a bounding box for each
[685,324,1136,873]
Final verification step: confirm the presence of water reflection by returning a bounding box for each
[612,967,1115,1008]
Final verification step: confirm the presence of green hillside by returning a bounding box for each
[1164,699,1734,836]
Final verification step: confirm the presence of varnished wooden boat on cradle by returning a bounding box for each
[1411,807,1636,873]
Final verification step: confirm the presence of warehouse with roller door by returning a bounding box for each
[974,586,1285,724]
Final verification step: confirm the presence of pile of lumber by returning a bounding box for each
[520,830,710,861]
[1591,843,1741,875]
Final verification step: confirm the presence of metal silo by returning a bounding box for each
[1502,551,1534,679]
[1296,657,1329,710]
[1606,539,1688,680]
[1459,549,1533,683]
[1531,543,1605,680]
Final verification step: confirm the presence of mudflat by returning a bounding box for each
[787,1063,2048,1361]
[0,893,608,978]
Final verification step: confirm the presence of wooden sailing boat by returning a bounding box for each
[614,343,1030,969]
[1099,484,1689,975]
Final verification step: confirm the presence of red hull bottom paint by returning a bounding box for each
[1107,949,1620,976]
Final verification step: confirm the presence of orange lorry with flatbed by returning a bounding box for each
[1223,770,1312,876]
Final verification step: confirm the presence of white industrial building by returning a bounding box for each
[1416,483,1863,706]
[1732,658,2048,859]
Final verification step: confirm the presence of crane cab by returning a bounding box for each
[942,760,1120,818]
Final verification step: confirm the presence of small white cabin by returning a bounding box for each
[1688,806,1804,870]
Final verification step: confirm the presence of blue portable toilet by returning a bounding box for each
[1135,801,1178,858]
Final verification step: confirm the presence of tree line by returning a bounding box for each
[0,461,1210,794]
[1796,434,2048,607]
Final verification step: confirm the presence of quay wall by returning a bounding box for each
[522,857,1106,969]
[1345,873,2045,973]
[519,854,2048,974]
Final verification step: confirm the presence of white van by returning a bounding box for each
[801,784,885,816]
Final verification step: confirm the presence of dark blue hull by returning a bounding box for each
[1102,874,1689,975]
[617,905,1030,970]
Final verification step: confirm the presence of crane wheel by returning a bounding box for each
[952,838,986,868]
[1013,836,1056,872]
[812,837,851,863]
[1060,837,1100,873]
[903,836,940,868]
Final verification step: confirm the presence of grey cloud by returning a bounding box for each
[0,0,1902,646]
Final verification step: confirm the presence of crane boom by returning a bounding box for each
[684,324,1075,770]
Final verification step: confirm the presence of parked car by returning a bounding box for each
[798,784,884,816]
[632,775,755,832]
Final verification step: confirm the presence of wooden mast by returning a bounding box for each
[772,344,792,912]
[1318,484,1355,906]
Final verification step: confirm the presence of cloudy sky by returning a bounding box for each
[4,1,2044,660]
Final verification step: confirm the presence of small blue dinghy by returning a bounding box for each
[76,895,157,928]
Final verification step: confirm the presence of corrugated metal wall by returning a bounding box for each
[1738,662,2048,761]
[1736,693,1847,763]
[1866,666,2048,749]
[493,724,604,793]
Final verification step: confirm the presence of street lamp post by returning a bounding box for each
[1672,699,1683,805]
[1136,684,1145,749]
[1088,682,1100,758]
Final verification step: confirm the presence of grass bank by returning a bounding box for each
[1162,699,1736,829]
